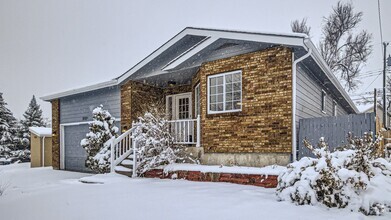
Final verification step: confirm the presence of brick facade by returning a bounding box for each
[144,169,278,188]
[199,47,293,154]
[120,81,164,132]
[51,99,60,170]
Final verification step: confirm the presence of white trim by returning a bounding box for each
[162,36,219,71]
[292,46,312,162]
[207,70,242,114]
[321,90,327,114]
[333,100,338,116]
[41,80,117,101]
[166,93,192,120]
[40,27,357,114]
[194,83,200,117]
[59,118,121,170]
[303,40,358,113]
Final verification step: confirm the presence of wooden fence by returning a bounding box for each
[298,112,376,159]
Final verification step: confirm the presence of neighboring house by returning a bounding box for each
[42,27,358,173]
[363,104,391,128]
[29,127,52,168]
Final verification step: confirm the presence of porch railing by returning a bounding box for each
[168,115,201,147]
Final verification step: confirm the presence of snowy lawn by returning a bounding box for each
[0,163,389,220]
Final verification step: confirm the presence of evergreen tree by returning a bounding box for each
[81,105,118,173]
[21,95,45,149]
[0,93,17,156]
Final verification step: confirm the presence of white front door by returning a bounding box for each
[174,93,192,120]
[166,92,192,120]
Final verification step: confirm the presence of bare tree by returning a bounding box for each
[291,1,372,92]
[291,18,311,36]
[320,2,372,91]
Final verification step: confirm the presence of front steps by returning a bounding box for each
[114,154,135,177]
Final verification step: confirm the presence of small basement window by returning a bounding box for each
[208,70,242,114]
[321,90,326,113]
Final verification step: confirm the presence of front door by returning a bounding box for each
[174,93,192,120]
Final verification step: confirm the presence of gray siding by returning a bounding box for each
[296,64,348,127]
[64,124,91,172]
[60,86,121,124]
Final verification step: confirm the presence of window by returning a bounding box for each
[333,101,337,116]
[195,83,200,117]
[321,90,326,113]
[208,70,242,114]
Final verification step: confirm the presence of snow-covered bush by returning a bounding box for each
[276,133,391,216]
[10,149,31,162]
[80,105,118,173]
[131,112,186,175]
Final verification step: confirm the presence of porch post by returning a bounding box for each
[196,114,201,147]
[132,139,137,177]
[110,137,115,173]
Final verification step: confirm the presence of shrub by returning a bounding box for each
[80,105,118,173]
[276,133,391,215]
[131,112,187,175]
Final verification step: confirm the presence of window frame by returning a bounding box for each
[321,90,326,114]
[194,83,200,117]
[207,70,242,114]
[333,100,337,116]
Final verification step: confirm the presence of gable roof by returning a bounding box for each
[40,27,358,113]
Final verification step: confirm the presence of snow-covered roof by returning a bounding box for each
[29,127,52,137]
[40,27,358,113]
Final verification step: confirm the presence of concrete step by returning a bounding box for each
[114,165,133,177]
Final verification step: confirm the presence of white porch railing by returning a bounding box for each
[168,115,201,147]
[109,129,137,177]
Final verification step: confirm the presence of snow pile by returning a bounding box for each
[131,112,188,175]
[163,163,286,176]
[80,105,118,173]
[276,133,391,216]
[79,173,129,184]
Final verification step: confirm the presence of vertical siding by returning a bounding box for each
[60,86,121,124]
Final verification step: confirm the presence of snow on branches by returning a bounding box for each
[131,112,187,175]
[276,133,391,216]
[80,105,118,173]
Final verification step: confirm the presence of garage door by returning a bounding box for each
[63,124,91,173]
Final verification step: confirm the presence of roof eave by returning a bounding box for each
[303,40,359,114]
[40,79,118,102]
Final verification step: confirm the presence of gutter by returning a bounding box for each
[292,40,312,162]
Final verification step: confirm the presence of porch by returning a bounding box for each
[121,68,201,147]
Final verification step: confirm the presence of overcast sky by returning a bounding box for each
[0,0,390,119]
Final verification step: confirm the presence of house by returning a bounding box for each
[363,104,391,128]
[41,27,358,173]
[29,127,52,168]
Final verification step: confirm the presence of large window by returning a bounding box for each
[195,83,200,117]
[208,70,242,114]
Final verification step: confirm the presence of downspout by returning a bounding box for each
[292,40,312,162]
[42,136,45,167]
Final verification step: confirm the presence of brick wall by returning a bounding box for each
[51,99,60,169]
[199,47,293,154]
[120,81,164,132]
[144,169,278,188]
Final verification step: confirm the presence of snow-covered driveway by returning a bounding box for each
[0,163,388,220]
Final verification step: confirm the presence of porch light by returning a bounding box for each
[168,81,176,87]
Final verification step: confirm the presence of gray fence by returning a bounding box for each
[298,112,376,159]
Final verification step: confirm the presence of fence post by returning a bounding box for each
[196,114,201,147]
[132,139,137,177]
[110,137,115,173]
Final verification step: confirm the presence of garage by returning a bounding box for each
[63,124,91,173]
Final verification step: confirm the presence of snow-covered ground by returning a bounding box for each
[0,163,389,220]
